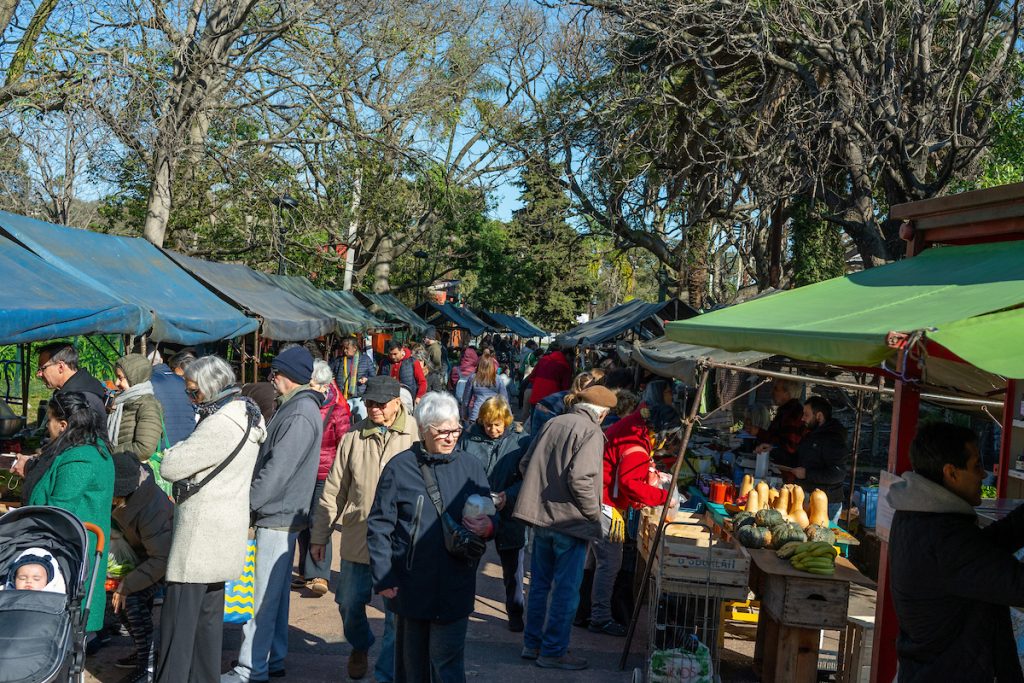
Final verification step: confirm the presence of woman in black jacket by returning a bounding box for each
[457,396,529,632]
[368,392,496,683]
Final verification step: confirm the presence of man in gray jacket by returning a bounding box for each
[225,346,324,683]
[513,385,618,671]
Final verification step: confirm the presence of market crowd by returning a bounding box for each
[5,327,1022,683]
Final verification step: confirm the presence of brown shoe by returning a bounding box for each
[308,578,329,595]
[347,650,368,679]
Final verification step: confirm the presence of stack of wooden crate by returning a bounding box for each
[638,509,751,600]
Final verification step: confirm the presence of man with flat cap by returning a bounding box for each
[226,346,324,683]
[514,384,619,671]
[310,375,419,681]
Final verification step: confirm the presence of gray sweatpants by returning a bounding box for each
[588,537,624,625]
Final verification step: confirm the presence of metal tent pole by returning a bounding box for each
[619,367,710,670]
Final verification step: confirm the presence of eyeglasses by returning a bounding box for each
[267,369,277,381]
[430,426,463,440]
[36,361,59,375]
[186,387,201,400]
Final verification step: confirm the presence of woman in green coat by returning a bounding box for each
[22,391,114,634]
[109,353,164,462]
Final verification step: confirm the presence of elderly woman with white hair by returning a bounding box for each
[367,391,496,683]
[154,356,267,683]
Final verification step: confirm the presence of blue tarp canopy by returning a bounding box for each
[556,298,699,347]
[262,274,384,333]
[356,292,430,334]
[482,311,546,338]
[0,235,151,343]
[164,251,337,341]
[0,211,256,344]
[417,302,495,336]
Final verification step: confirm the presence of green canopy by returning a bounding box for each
[665,240,1024,378]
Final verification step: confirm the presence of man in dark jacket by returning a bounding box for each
[786,396,847,520]
[110,452,174,683]
[379,340,427,405]
[421,327,448,393]
[226,346,324,683]
[36,342,108,423]
[331,337,375,400]
[888,421,1024,682]
[514,385,618,670]
[148,350,195,447]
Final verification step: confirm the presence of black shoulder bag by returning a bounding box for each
[417,461,487,562]
[173,421,253,505]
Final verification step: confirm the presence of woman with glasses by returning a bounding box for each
[367,392,497,683]
[154,356,267,683]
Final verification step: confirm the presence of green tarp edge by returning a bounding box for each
[928,307,1024,379]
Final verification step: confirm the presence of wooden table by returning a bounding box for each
[747,549,874,683]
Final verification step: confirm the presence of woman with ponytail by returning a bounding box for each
[460,349,509,423]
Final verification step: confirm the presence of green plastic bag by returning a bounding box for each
[148,420,173,496]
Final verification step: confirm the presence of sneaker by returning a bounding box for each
[588,619,627,637]
[348,649,368,679]
[536,653,588,670]
[520,646,539,660]
[290,576,307,589]
[116,654,140,669]
[508,614,524,633]
[119,668,153,683]
[308,578,329,596]
[85,631,112,656]
[220,672,268,683]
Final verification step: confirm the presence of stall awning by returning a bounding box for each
[558,298,697,347]
[482,311,546,338]
[417,302,494,336]
[164,251,336,341]
[356,292,430,334]
[624,337,772,385]
[0,235,151,343]
[665,240,1024,378]
[263,274,384,333]
[0,211,256,344]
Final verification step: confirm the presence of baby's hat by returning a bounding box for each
[6,547,66,593]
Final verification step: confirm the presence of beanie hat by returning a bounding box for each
[423,326,437,341]
[576,385,618,409]
[8,551,55,586]
[112,451,142,497]
[271,346,314,385]
[116,353,153,387]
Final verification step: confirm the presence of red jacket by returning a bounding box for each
[528,350,572,405]
[602,410,669,509]
[384,348,428,400]
[317,382,351,480]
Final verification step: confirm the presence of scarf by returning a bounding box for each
[196,386,263,429]
[107,380,155,443]
[341,356,358,399]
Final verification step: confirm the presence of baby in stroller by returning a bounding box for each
[3,547,66,593]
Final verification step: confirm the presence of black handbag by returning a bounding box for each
[418,461,486,562]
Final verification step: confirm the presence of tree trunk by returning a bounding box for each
[143,151,174,246]
[372,233,393,293]
[342,167,363,290]
[768,201,785,288]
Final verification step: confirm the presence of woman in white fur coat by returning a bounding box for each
[154,356,266,683]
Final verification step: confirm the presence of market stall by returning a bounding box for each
[557,298,699,349]
[355,291,430,335]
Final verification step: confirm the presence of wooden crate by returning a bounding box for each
[639,516,751,589]
[760,574,850,629]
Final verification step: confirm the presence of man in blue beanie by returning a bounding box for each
[224,345,324,683]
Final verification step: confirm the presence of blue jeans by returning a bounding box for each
[394,615,467,683]
[524,528,588,658]
[336,559,397,683]
[235,528,299,680]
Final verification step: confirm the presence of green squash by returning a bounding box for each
[754,508,785,528]
[736,525,772,549]
[732,512,756,530]
[769,522,807,548]
[805,524,837,545]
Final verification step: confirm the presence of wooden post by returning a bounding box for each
[870,372,920,683]
[847,380,867,515]
[997,379,1015,499]
[20,343,30,419]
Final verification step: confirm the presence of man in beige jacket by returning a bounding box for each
[310,376,418,681]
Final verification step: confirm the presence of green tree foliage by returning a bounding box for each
[790,198,846,287]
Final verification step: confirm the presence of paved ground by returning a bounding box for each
[84,542,765,682]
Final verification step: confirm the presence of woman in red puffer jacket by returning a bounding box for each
[295,361,351,595]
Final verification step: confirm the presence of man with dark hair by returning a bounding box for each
[421,326,448,393]
[887,421,1024,682]
[379,340,427,405]
[785,395,847,520]
[147,349,195,447]
[36,342,107,423]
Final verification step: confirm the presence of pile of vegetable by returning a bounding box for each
[732,475,836,550]
[776,541,838,575]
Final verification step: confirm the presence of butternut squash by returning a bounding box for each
[755,481,770,509]
[768,488,779,506]
[809,489,830,527]
[791,506,810,529]
[774,487,790,515]
[789,485,805,517]
[739,474,754,499]
[744,489,760,513]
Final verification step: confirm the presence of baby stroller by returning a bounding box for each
[0,505,105,683]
